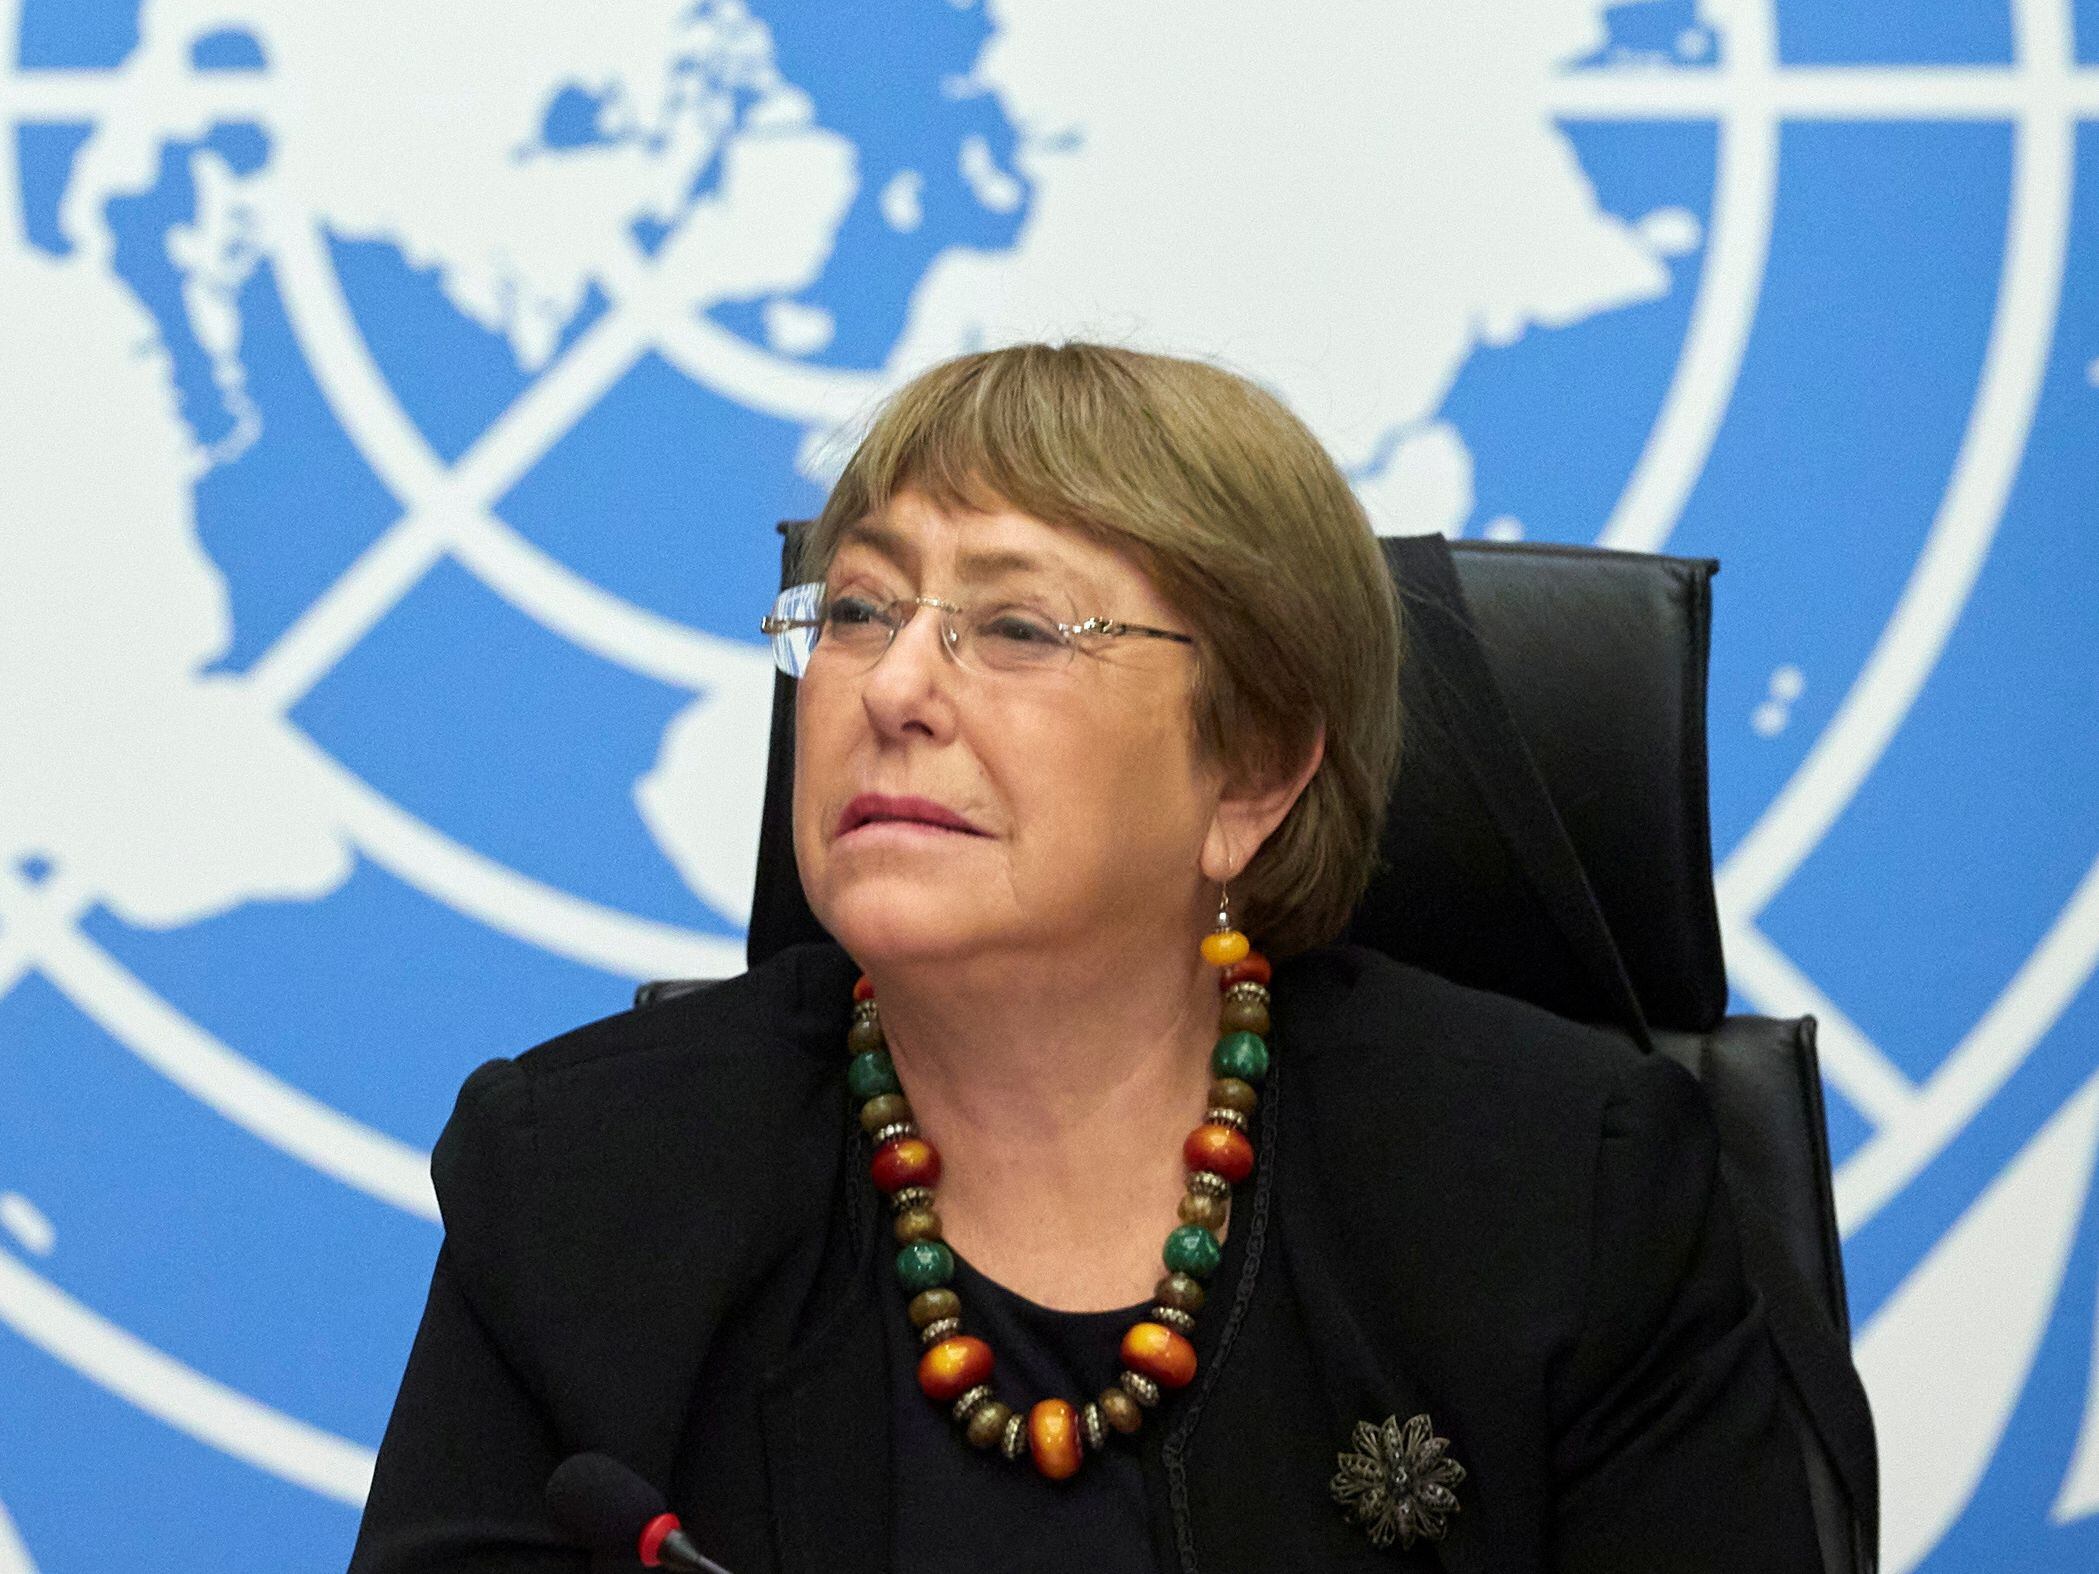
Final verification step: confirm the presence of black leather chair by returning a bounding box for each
[645,529,1879,1574]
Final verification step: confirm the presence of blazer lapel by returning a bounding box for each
[758,1183,894,1574]
[1152,1051,1472,1572]
[1276,1209,1476,1568]
[1267,1108,1488,1574]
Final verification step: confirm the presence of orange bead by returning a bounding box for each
[853,975,876,1002]
[1183,1123,1255,1185]
[1120,1321,1199,1390]
[1199,928,1251,967]
[916,1335,994,1401]
[871,1136,941,1193]
[1028,1398,1083,1480]
[1218,952,1271,989]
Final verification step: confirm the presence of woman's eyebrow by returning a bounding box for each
[837,520,910,563]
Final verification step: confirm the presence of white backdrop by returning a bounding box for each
[1,1,2096,1568]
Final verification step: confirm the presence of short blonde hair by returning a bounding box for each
[800,342,1402,956]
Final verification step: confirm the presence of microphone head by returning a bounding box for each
[545,1452,668,1551]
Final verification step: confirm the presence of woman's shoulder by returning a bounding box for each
[1271,946,1730,1357]
[1273,942,1708,1175]
[505,940,860,1086]
[1276,941,1648,1090]
[431,942,860,1225]
[420,944,866,1389]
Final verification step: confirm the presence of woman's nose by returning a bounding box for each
[859,603,958,733]
[883,600,959,668]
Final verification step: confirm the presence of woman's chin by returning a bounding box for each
[810,879,1012,969]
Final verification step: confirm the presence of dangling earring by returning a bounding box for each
[1200,881,1250,967]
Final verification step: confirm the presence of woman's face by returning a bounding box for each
[793,488,1220,973]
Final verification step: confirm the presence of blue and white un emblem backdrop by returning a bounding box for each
[0,0,2094,1567]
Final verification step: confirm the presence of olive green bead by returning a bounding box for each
[1163,1224,1222,1278]
[896,1240,955,1291]
[848,1049,901,1101]
[1155,1272,1207,1313]
[908,1288,961,1329]
[894,1206,944,1245]
[1211,1031,1269,1084]
[859,1093,913,1134]
[847,1017,886,1056]
[1178,1191,1228,1230]
[1208,1078,1258,1116]
[966,1400,1014,1449]
[1098,1387,1144,1434]
[1218,996,1270,1035]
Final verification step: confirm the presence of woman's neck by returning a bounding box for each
[869,935,1220,1312]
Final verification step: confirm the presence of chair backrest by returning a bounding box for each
[1348,539,1726,1031]
[716,526,1877,1573]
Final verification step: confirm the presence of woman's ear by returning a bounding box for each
[1201,725,1326,883]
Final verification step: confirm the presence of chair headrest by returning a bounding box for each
[746,531,1727,1034]
[1351,539,1727,1032]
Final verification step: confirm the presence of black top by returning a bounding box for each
[349,941,1823,1573]
[888,1252,1158,1573]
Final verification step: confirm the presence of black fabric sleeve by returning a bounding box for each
[1549,1051,1823,1573]
[348,1061,586,1574]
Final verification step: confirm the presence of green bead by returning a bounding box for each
[1211,1031,1270,1084]
[848,1050,901,1100]
[896,1240,955,1291]
[1163,1224,1222,1278]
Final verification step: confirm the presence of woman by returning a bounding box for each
[352,344,1821,1571]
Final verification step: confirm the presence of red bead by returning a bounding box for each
[1120,1321,1199,1389]
[1028,1398,1083,1480]
[1183,1124,1254,1185]
[1218,953,1271,989]
[871,1136,941,1193]
[853,974,877,1002]
[917,1335,994,1401]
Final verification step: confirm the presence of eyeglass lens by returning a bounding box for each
[767,583,1078,677]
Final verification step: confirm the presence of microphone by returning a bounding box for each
[544,1452,734,1573]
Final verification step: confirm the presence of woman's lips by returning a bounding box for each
[836,793,987,838]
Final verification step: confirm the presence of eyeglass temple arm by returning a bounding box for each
[1080,620,1195,645]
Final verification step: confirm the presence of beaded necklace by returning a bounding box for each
[843,918,1272,1480]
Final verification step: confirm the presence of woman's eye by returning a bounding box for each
[981,609,1063,645]
[826,595,886,628]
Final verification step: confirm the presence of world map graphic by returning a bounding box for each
[1,2,2097,1569]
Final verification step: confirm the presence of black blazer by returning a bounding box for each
[350,941,1820,1573]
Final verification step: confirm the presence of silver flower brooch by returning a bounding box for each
[1330,1412,1466,1550]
